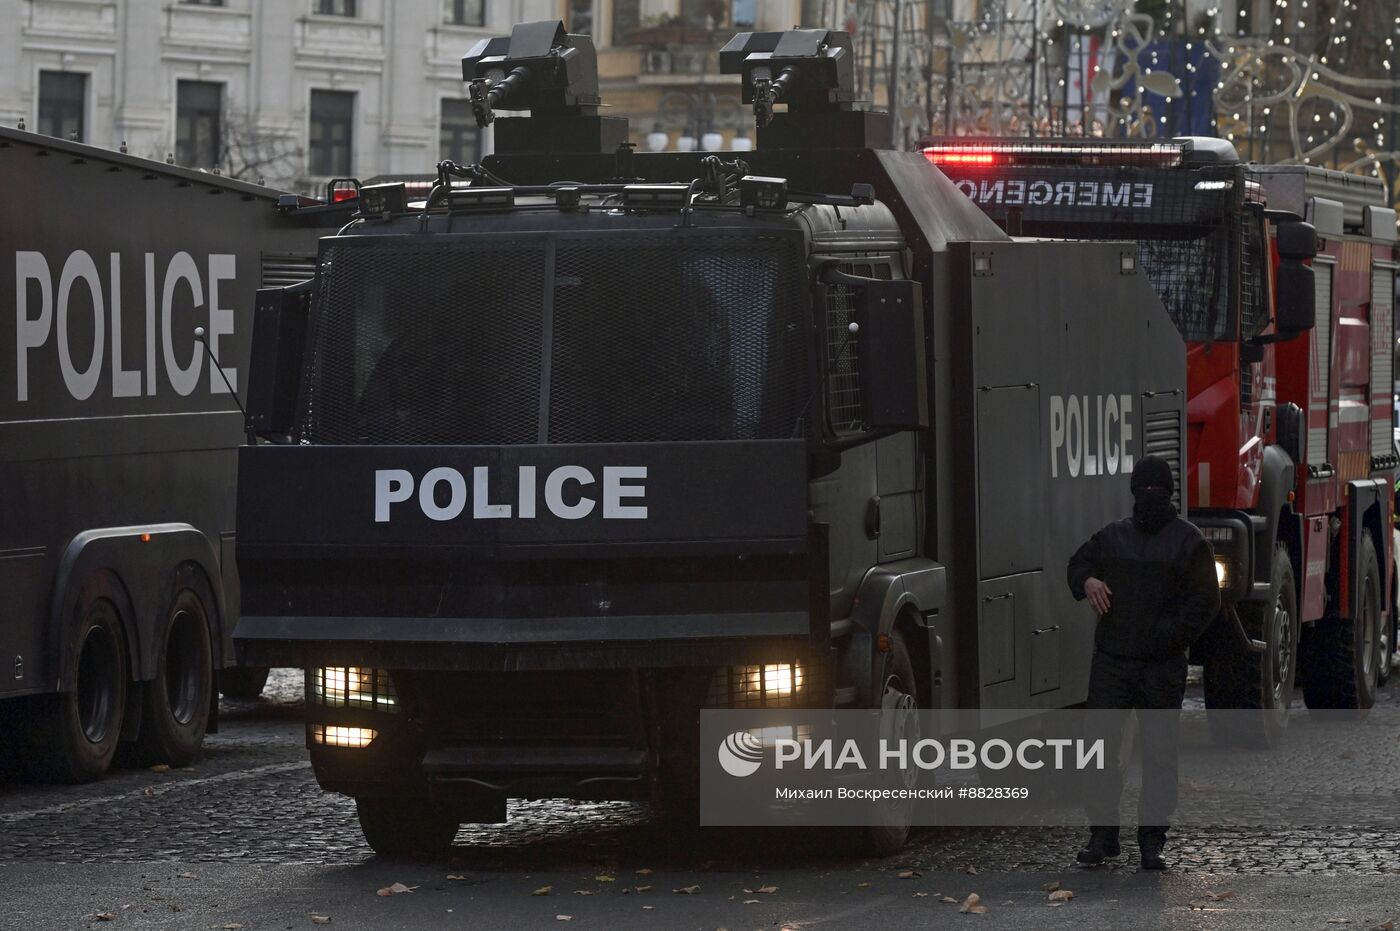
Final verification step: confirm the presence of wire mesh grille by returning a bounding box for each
[295,231,811,445]
[705,663,808,709]
[1136,229,1233,343]
[309,666,398,711]
[1237,212,1269,341]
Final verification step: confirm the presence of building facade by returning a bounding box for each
[0,0,559,191]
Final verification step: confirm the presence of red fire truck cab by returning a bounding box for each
[925,138,1399,745]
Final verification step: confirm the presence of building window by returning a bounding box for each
[309,89,354,176]
[732,0,756,29]
[38,71,86,142]
[440,98,481,164]
[568,0,593,34]
[314,0,356,16]
[443,0,484,26]
[612,0,640,44]
[176,80,223,169]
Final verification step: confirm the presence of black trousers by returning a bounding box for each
[1082,650,1187,832]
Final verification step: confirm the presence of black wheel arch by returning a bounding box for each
[46,525,228,692]
[838,559,946,708]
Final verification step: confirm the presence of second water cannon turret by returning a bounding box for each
[718,29,890,151]
[462,20,627,155]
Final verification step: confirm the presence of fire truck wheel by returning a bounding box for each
[864,628,919,857]
[130,578,214,767]
[219,665,271,700]
[356,797,459,858]
[22,596,129,783]
[1301,531,1380,711]
[1204,545,1298,748]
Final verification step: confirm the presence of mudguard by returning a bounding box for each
[1252,444,1300,595]
[839,558,946,707]
[47,524,227,691]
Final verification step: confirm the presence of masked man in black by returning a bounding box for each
[1066,455,1219,870]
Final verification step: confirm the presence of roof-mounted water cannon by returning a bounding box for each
[718,29,889,151]
[462,20,627,155]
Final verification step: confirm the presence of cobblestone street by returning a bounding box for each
[3,670,1399,929]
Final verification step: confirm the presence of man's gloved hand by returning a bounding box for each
[1084,577,1113,617]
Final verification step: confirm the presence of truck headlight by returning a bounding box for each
[1214,557,1231,589]
[707,663,806,708]
[311,667,398,711]
[311,724,378,748]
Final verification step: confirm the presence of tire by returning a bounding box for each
[863,629,919,857]
[220,665,271,701]
[22,596,128,783]
[356,797,460,859]
[1203,545,1299,748]
[132,577,214,767]
[1302,531,1381,711]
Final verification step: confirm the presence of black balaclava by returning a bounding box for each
[1131,455,1176,534]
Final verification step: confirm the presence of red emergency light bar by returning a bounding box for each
[922,139,1186,169]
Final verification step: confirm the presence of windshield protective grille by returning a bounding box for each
[295,230,811,445]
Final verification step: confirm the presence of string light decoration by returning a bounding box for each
[803,0,1399,206]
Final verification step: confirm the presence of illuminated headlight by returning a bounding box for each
[311,724,377,748]
[1215,557,1231,589]
[708,663,807,708]
[311,667,398,711]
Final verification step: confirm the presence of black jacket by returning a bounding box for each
[1067,516,1220,661]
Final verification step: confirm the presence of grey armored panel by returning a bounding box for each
[875,150,1010,251]
[1248,164,1389,230]
[942,240,1186,709]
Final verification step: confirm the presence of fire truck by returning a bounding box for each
[0,126,349,781]
[234,21,1185,856]
[924,138,1400,745]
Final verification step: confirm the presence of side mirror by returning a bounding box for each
[819,266,928,431]
[246,279,315,442]
[1273,218,1317,336]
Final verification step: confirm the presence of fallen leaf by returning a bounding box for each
[941,896,959,904]
[142,787,155,796]
[311,918,331,925]
[572,890,594,896]
[595,874,616,883]
[743,899,761,905]
[150,764,170,773]
[446,875,466,881]
[1048,890,1074,903]
[674,885,700,894]
[221,925,244,930]
[1370,923,1395,931]
[1205,890,1237,902]
[634,885,653,893]
[556,916,572,922]
[376,882,415,897]
[897,870,921,879]
[642,905,655,910]
[913,892,930,898]
[532,886,553,896]
[756,885,778,894]
[635,868,653,875]
[856,882,871,889]
[1326,921,1351,926]
[960,893,988,914]
[1049,902,1066,908]
[1042,881,1061,892]
[177,872,197,879]
[963,865,979,875]
[93,915,115,923]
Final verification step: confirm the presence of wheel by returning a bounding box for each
[132,576,214,766]
[864,628,919,857]
[22,596,128,782]
[220,665,271,701]
[1301,531,1381,711]
[356,797,460,859]
[1203,545,1299,748]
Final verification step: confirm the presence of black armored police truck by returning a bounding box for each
[1,126,349,782]
[233,21,1187,855]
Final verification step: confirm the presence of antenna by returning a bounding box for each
[194,326,252,441]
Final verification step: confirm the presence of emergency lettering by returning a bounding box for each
[955,179,1153,209]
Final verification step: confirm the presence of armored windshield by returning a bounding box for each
[293,229,812,445]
